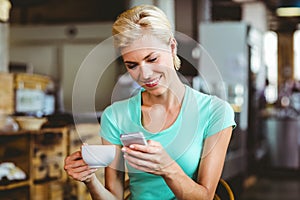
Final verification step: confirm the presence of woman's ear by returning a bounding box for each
[170,38,177,55]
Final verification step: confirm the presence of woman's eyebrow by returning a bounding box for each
[124,52,156,63]
[144,52,155,60]
[124,61,137,64]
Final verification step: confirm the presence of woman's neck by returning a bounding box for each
[141,79,186,133]
[143,80,186,110]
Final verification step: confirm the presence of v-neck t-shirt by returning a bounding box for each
[100,85,236,200]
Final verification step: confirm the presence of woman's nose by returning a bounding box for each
[140,64,153,79]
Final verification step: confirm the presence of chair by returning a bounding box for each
[214,179,235,200]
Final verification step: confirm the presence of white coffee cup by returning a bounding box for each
[81,145,116,168]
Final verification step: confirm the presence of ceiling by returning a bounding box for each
[264,0,300,32]
[9,0,126,24]
[8,0,300,32]
[212,0,300,32]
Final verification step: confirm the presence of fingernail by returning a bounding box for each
[129,145,134,148]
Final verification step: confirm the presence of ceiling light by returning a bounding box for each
[276,0,300,17]
[276,7,300,17]
[0,0,11,22]
[232,0,256,2]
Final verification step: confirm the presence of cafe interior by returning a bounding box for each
[0,0,300,199]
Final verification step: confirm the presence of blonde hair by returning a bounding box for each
[112,5,181,70]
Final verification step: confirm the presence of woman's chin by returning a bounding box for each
[145,86,168,96]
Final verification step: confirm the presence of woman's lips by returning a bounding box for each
[144,76,161,88]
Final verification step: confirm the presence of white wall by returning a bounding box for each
[0,23,9,72]
[128,0,175,31]
[242,2,268,33]
[9,23,119,112]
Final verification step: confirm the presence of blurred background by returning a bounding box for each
[0,0,300,199]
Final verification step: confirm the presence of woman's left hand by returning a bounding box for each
[121,140,174,176]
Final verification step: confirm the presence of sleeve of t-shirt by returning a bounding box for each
[99,106,122,145]
[204,96,236,138]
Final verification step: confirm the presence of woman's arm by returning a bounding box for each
[101,139,125,199]
[122,126,232,200]
[64,139,125,200]
[84,174,119,200]
[163,127,233,200]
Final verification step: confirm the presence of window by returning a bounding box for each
[263,31,278,103]
[294,30,300,80]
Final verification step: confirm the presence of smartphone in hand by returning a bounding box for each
[120,132,147,146]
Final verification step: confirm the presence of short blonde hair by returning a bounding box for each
[112,5,181,70]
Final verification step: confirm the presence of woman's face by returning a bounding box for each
[121,35,177,96]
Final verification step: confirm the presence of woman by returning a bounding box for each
[64,5,236,200]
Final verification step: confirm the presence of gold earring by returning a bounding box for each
[173,55,181,71]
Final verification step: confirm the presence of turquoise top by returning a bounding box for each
[100,85,236,200]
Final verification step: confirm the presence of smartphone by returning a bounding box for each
[120,132,147,146]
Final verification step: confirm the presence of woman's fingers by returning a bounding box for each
[71,168,97,182]
[64,153,85,170]
[124,140,161,154]
[64,150,98,182]
[125,153,156,169]
[66,163,97,181]
[122,140,174,175]
[67,150,82,161]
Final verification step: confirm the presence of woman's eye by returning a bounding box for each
[148,57,157,62]
[126,64,137,69]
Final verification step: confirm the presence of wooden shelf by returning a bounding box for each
[0,127,68,199]
[0,125,104,199]
[0,127,68,136]
[0,129,29,136]
[0,179,30,190]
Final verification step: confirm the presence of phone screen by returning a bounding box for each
[120,132,147,146]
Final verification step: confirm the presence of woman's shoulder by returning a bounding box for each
[102,91,140,115]
[186,85,232,109]
[186,85,213,103]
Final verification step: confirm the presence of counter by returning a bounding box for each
[263,118,300,169]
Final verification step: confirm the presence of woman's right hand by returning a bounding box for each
[64,150,98,183]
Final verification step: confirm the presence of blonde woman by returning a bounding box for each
[65,5,236,200]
